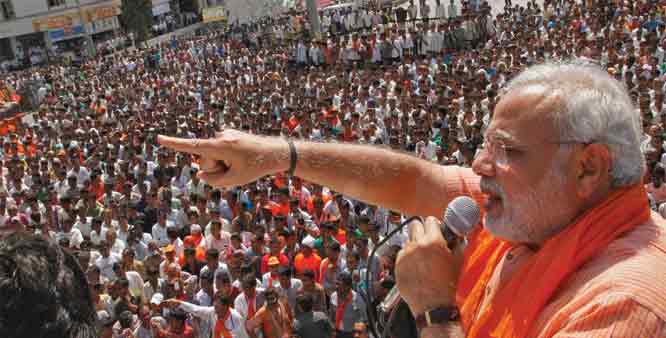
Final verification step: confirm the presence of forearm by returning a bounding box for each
[282,140,450,217]
[421,323,465,338]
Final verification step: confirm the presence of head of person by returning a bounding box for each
[241,273,257,296]
[264,287,279,307]
[168,309,187,332]
[210,219,222,237]
[336,271,353,296]
[205,248,219,269]
[302,269,316,289]
[353,321,370,338]
[0,232,98,338]
[214,268,231,294]
[213,291,233,318]
[183,247,196,263]
[278,266,292,287]
[472,61,644,245]
[346,250,360,271]
[99,239,111,257]
[122,247,135,264]
[199,269,214,293]
[327,241,341,261]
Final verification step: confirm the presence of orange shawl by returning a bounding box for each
[457,184,650,338]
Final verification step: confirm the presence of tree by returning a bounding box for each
[119,0,154,42]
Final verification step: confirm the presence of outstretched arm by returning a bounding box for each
[158,130,455,217]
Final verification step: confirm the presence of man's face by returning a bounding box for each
[353,322,369,338]
[472,86,580,244]
[214,300,230,317]
[336,280,350,295]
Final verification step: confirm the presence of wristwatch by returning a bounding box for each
[415,306,459,330]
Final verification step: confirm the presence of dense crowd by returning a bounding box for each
[0,0,665,337]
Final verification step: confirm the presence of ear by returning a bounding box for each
[575,143,612,199]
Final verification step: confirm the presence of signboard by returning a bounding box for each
[153,3,171,16]
[203,6,227,23]
[33,13,77,31]
[86,5,118,22]
[318,0,334,8]
[91,16,118,34]
[33,5,118,32]
[49,25,85,42]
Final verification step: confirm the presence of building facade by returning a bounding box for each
[0,0,122,65]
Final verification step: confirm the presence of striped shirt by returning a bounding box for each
[445,166,666,337]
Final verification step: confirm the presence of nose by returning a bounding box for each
[472,147,496,177]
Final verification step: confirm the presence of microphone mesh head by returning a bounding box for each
[444,196,480,237]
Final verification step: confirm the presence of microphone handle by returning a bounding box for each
[365,215,423,338]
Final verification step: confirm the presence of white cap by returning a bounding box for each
[301,236,316,249]
[190,224,202,233]
[150,293,164,305]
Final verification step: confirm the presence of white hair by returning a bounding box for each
[502,60,645,188]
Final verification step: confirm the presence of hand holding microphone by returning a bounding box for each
[395,196,480,316]
[395,216,462,316]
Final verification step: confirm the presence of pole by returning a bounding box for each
[305,0,320,38]
[75,0,96,58]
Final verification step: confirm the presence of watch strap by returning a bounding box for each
[415,306,459,330]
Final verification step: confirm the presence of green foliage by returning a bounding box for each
[119,0,154,41]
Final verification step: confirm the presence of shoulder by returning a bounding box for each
[535,217,666,335]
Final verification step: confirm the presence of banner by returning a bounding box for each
[203,6,226,23]
[86,5,118,22]
[33,14,77,31]
[318,0,334,8]
[33,5,118,32]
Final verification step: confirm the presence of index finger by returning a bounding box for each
[157,135,210,156]
[423,216,445,239]
[408,218,426,242]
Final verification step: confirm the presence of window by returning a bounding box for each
[0,1,14,20]
[47,0,66,8]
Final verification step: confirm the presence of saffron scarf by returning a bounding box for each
[247,292,256,319]
[335,291,353,330]
[214,309,232,338]
[457,184,650,338]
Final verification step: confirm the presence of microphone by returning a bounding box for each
[443,195,480,237]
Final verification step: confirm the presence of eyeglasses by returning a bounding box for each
[480,137,591,169]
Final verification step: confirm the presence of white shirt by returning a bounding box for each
[125,270,146,301]
[152,223,170,247]
[203,232,231,254]
[261,272,282,289]
[96,253,121,280]
[195,289,213,307]
[178,302,248,338]
[234,291,263,320]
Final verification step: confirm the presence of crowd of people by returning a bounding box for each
[0,0,665,337]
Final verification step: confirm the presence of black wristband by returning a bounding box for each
[415,306,459,331]
[287,139,297,177]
